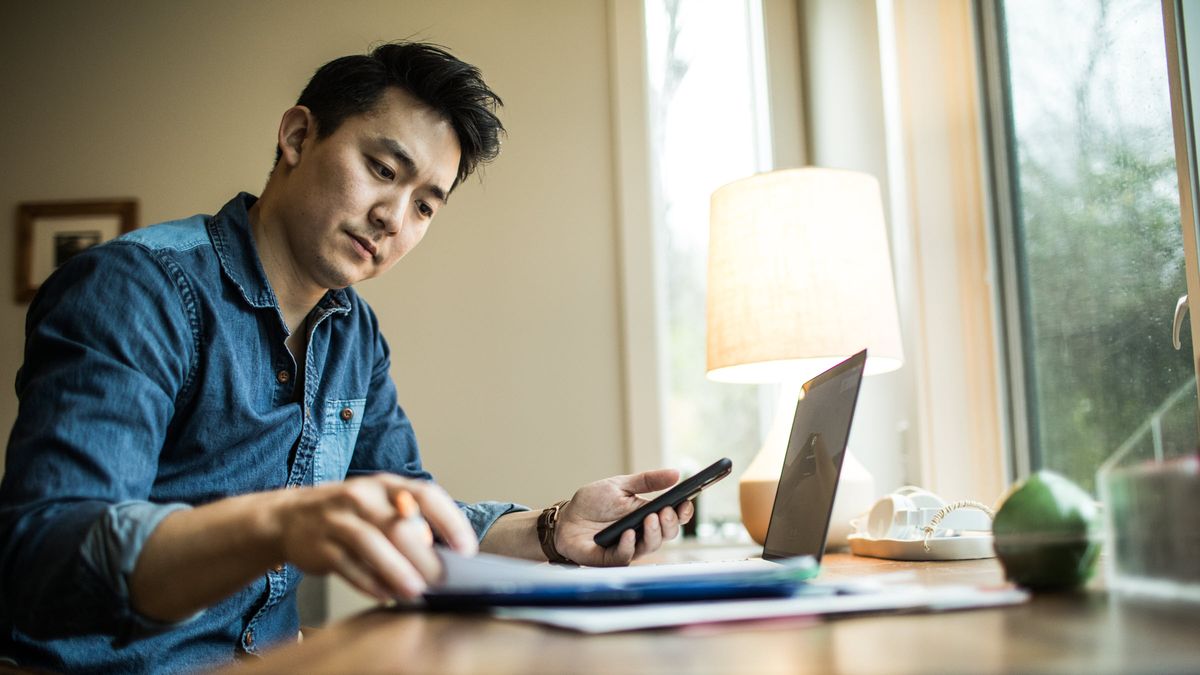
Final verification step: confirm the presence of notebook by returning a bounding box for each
[421,349,868,607]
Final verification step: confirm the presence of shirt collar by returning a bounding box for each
[207,192,351,314]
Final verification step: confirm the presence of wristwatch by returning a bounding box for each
[537,499,575,565]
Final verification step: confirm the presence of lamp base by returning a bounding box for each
[739,477,779,544]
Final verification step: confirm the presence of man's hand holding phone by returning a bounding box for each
[550,469,691,566]
[592,457,731,549]
[550,458,731,566]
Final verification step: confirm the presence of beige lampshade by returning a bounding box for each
[706,168,904,383]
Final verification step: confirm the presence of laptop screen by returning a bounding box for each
[762,350,867,561]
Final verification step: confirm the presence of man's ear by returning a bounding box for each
[277,106,315,168]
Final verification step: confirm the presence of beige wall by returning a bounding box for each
[0,1,625,507]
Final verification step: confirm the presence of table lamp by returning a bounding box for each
[707,167,904,545]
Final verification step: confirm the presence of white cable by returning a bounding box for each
[921,500,995,552]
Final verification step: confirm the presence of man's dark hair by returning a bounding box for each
[278,42,504,189]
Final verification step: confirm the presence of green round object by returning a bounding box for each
[992,471,1101,591]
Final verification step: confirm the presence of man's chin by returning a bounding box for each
[314,266,365,292]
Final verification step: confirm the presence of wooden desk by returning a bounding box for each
[225,549,1200,674]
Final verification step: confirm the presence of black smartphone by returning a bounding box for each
[592,457,733,548]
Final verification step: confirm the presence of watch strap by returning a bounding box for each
[537,499,575,565]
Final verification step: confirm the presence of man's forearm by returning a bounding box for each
[129,490,289,622]
[479,509,543,560]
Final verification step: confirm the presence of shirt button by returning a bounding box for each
[245,630,254,647]
[341,407,354,421]
[276,370,290,384]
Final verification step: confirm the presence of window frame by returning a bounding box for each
[1162,0,1200,402]
[607,0,807,476]
[976,0,1200,484]
[975,0,1034,480]
[607,0,668,474]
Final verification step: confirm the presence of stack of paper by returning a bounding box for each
[493,583,1028,633]
[423,549,820,608]
[416,549,1028,631]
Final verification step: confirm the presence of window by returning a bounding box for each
[985,0,1197,492]
[643,0,772,526]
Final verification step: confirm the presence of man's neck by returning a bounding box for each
[247,197,324,336]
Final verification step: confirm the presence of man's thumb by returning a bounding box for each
[614,468,680,495]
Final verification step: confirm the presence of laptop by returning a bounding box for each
[422,350,868,606]
[762,347,868,562]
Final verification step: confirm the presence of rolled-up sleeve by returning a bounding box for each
[0,242,199,642]
[346,303,527,540]
[80,502,201,635]
[455,500,527,540]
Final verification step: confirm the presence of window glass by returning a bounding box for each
[644,0,770,525]
[999,0,1196,492]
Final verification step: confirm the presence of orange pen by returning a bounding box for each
[394,489,419,519]
[394,489,434,545]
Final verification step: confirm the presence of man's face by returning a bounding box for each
[273,87,461,292]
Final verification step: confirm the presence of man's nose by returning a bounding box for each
[370,194,408,236]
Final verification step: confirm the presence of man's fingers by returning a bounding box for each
[637,513,663,557]
[330,548,390,602]
[333,477,409,527]
[386,517,443,583]
[657,506,680,541]
[677,499,695,524]
[329,512,427,598]
[611,468,680,495]
[375,477,478,555]
[390,488,435,547]
[407,487,478,555]
[604,528,637,566]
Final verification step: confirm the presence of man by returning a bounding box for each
[0,42,693,673]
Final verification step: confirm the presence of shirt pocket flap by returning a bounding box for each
[315,398,366,483]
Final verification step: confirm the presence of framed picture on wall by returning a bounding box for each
[15,199,138,302]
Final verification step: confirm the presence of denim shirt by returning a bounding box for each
[0,193,524,673]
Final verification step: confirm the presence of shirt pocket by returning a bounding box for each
[314,398,366,484]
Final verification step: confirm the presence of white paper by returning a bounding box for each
[433,548,812,591]
[492,584,1029,633]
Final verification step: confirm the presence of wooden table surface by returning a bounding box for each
[224,545,1200,675]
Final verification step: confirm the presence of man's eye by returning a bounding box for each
[371,160,395,181]
[417,202,434,218]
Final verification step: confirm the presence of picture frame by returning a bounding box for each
[15,199,138,302]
